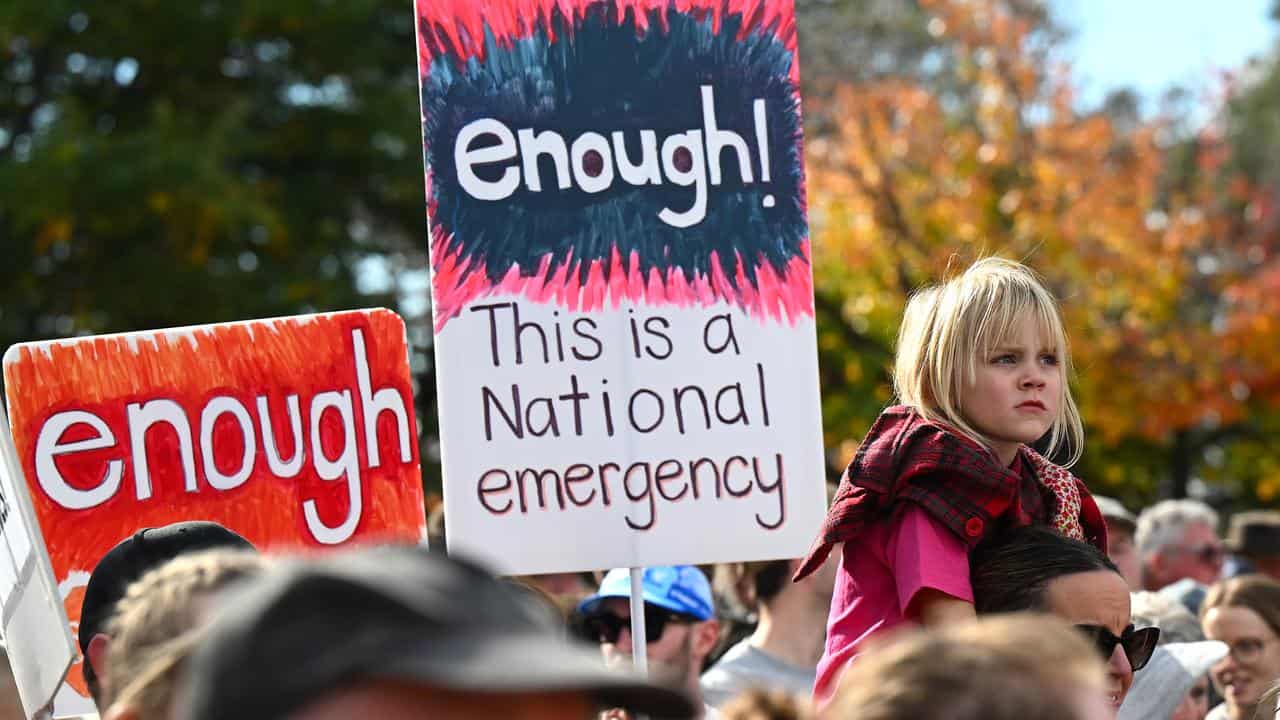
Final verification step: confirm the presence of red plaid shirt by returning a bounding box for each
[795,406,1106,581]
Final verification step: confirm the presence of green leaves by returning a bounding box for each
[0,0,433,481]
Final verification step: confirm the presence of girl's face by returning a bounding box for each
[1204,605,1280,714]
[961,314,1062,466]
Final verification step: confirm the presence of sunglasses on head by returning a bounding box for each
[582,605,698,645]
[1075,624,1160,672]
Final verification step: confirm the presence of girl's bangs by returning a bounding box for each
[972,285,1065,358]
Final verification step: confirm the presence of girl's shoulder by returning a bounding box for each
[872,405,973,450]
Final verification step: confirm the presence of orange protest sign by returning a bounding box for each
[3,308,426,712]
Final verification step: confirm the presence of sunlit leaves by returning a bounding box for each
[807,0,1280,503]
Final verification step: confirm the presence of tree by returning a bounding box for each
[796,0,937,92]
[805,0,1280,505]
[0,0,976,498]
[0,0,442,487]
[7,0,1274,508]
[1195,22,1280,505]
[0,0,1024,499]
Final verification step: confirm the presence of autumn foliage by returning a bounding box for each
[805,0,1280,501]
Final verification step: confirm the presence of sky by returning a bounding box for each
[1056,0,1277,113]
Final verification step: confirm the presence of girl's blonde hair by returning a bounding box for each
[892,257,1084,465]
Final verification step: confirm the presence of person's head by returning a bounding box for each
[721,688,812,720]
[1130,591,1206,644]
[515,573,594,617]
[731,556,837,615]
[893,257,1083,466]
[100,549,264,719]
[1199,575,1280,717]
[1171,660,1215,720]
[78,521,254,704]
[1095,496,1141,589]
[1135,500,1223,590]
[180,546,695,720]
[825,614,1110,720]
[577,566,719,696]
[1116,641,1227,720]
[971,526,1157,713]
[1224,511,1280,580]
[1173,677,1212,720]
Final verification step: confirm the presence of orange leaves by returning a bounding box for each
[807,0,1280,454]
[35,218,73,252]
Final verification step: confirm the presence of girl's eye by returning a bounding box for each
[1040,353,1060,366]
[992,354,1016,364]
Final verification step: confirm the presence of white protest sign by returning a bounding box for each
[0,404,76,719]
[414,0,827,574]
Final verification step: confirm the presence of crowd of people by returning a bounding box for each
[0,501,1275,720]
[1,258,1278,719]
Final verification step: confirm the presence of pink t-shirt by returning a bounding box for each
[812,505,973,705]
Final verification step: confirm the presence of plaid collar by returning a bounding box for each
[795,406,1103,580]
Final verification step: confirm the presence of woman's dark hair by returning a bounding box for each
[754,560,792,604]
[970,525,1119,614]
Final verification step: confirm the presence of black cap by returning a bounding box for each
[183,547,697,720]
[79,521,254,652]
[1225,511,1280,557]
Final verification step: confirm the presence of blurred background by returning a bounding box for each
[2,0,1278,513]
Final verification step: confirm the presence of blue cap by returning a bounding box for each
[577,566,714,621]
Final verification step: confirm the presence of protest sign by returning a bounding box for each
[415,0,826,574]
[0,405,76,720]
[3,309,427,713]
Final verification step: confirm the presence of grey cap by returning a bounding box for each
[1093,495,1137,532]
[183,546,696,719]
[1118,641,1227,720]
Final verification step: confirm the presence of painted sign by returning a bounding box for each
[415,0,826,574]
[2,308,427,712]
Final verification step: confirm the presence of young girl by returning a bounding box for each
[793,257,1108,704]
